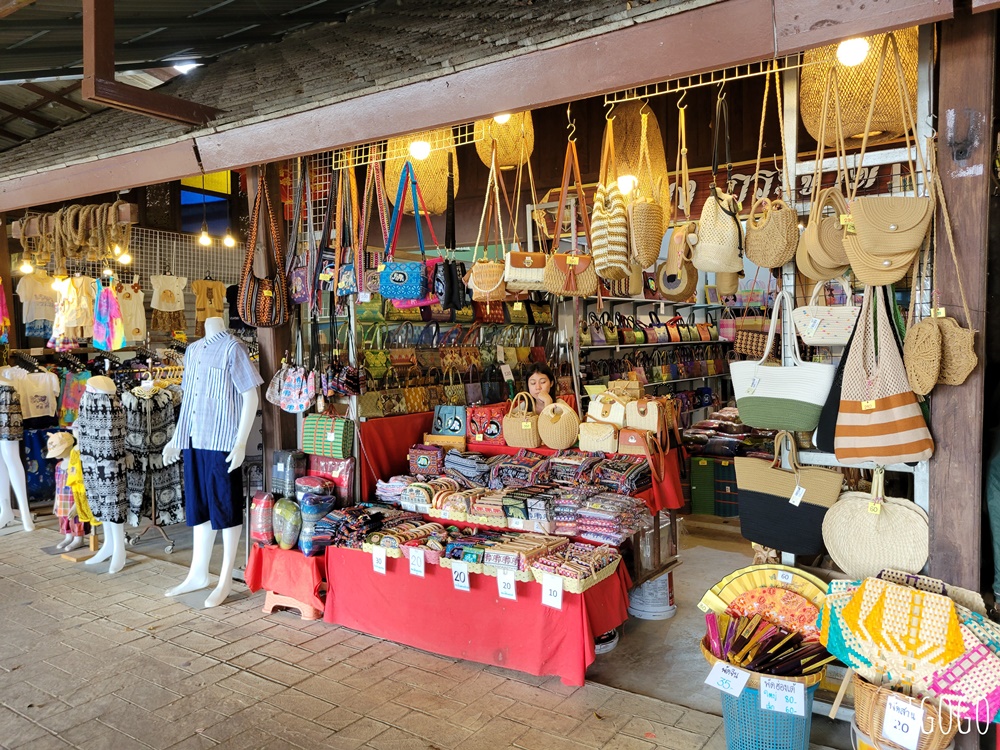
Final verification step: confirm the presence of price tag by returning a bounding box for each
[497,569,517,601]
[319,273,332,282]
[358,292,372,303]
[705,661,752,698]
[500,364,514,381]
[807,318,822,335]
[508,517,525,530]
[759,676,805,717]
[935,307,947,318]
[326,431,337,442]
[451,561,470,592]
[263,290,273,297]
[777,570,794,585]
[377,264,386,272]
[521,421,532,430]
[496,345,506,363]
[861,400,876,411]
[372,546,387,575]
[697,601,710,613]
[476,434,484,442]
[408,548,425,578]
[567,256,580,266]
[868,502,882,515]
[882,696,923,750]
[789,485,806,507]
[746,377,760,395]
[513,302,524,311]
[541,573,563,609]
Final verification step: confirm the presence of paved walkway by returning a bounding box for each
[0,528,821,750]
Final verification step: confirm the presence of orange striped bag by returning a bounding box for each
[835,286,934,464]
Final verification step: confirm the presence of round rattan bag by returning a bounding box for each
[745,198,799,269]
[657,257,697,302]
[903,318,942,396]
[538,400,581,450]
[822,468,928,580]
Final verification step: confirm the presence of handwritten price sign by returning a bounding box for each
[704,662,751,698]
[759,676,805,717]
[882,696,922,750]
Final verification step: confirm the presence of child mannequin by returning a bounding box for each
[47,432,89,550]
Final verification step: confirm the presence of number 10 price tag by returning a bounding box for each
[704,661,751,698]
[372,546,387,575]
[541,573,563,610]
[451,561,471,592]
[882,696,923,750]
[408,548,425,578]
[497,568,517,601]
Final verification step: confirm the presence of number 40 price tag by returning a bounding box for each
[704,661,751,698]
[882,695,923,750]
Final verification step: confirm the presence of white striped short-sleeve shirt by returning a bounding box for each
[173,331,263,453]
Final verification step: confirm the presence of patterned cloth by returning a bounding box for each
[58,371,91,427]
[54,459,89,537]
[76,389,128,524]
[25,319,53,339]
[173,331,263,453]
[151,309,186,335]
[67,448,99,526]
[0,385,23,441]
[122,390,184,527]
[92,285,126,352]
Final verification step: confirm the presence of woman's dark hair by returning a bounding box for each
[526,362,557,396]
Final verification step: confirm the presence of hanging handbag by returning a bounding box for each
[301,414,354,459]
[481,364,505,405]
[503,392,541,449]
[473,300,505,325]
[358,370,386,419]
[692,97,744,274]
[505,300,530,326]
[792,277,860,347]
[822,467,929,579]
[628,111,665,270]
[464,365,484,406]
[696,313,718,342]
[744,61,799,269]
[468,147,508,305]
[442,367,467,406]
[735,431,844,556]
[459,324,483,371]
[527,296,551,326]
[530,328,549,364]
[834,286,934,464]
[362,324,391,379]
[843,34,934,286]
[380,161,433,301]
[642,271,663,300]
[504,248,548,293]
[616,313,636,345]
[579,421,619,453]
[731,291,836,432]
[467,401,507,446]
[279,366,315,414]
[415,322,442,370]
[543,138,596,298]
[387,322,418,371]
[432,404,467,437]
[587,312,606,346]
[404,366,430,414]
[438,325,465,372]
[591,116,630,281]
[656,250,698,302]
[238,170,290,327]
[537,400,580,450]
[380,369,408,416]
[355,294,385,323]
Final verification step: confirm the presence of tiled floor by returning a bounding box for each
[0,527,837,750]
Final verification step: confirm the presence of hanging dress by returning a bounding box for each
[122,388,184,527]
[76,389,127,524]
[92,282,126,352]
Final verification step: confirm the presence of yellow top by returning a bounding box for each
[66,448,100,526]
[190,279,226,322]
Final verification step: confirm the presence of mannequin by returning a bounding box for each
[48,431,87,551]
[0,375,34,532]
[78,375,127,574]
[163,316,261,608]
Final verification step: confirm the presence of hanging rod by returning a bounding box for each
[603,55,818,105]
[325,122,482,170]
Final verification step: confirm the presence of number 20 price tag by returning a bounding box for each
[451,561,471,592]
[882,696,923,750]
[541,573,563,610]
[497,568,517,601]
[408,548,425,578]
[704,661,751,698]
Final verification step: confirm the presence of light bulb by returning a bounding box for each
[836,37,870,67]
[409,140,432,160]
[617,174,638,195]
[112,244,122,256]
[103,268,113,277]
[118,252,132,265]
[19,259,32,274]
[199,229,212,247]
[223,232,236,248]
[493,113,512,125]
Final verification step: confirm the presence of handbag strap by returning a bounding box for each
[285,158,306,275]
[807,276,852,308]
[755,290,802,367]
[636,109,661,207]
[552,138,593,254]
[675,100,690,218]
[472,145,506,264]
[848,33,930,203]
[932,162,974,329]
[751,61,792,205]
[508,391,532,416]
[711,95,732,191]
[244,170,284,280]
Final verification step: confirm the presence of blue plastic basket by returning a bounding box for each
[720,684,818,750]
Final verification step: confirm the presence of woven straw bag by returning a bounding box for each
[822,468,929,579]
[730,291,836,431]
[628,111,664,269]
[537,400,580,450]
[591,118,630,281]
[715,271,739,296]
[543,138,596,298]
[693,98,743,274]
[503,392,540,449]
[903,237,941,395]
[843,34,934,285]
[791,277,860,346]
[656,255,697,302]
[469,147,508,304]
[835,286,934,465]
[579,421,619,453]
[586,391,628,428]
[624,398,664,435]
[853,676,960,750]
[745,62,798,269]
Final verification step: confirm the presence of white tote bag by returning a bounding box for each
[730,291,836,432]
[791,278,860,347]
[586,392,627,428]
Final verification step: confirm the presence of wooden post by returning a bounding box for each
[928,9,994,609]
[245,164,295,487]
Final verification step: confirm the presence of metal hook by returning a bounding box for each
[717,80,727,102]
[604,101,615,122]
[676,89,688,109]
[639,99,650,117]
[925,113,938,139]
[566,103,577,143]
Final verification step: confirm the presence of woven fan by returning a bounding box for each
[726,587,820,638]
[704,564,827,608]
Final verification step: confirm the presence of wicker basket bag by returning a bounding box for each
[537,400,580,450]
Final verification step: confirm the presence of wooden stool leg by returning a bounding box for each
[261,590,323,621]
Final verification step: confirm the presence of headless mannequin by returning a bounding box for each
[80,375,126,574]
[163,316,259,608]
[0,376,34,532]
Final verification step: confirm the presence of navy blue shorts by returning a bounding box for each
[183,448,244,530]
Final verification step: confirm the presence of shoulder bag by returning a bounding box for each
[537,400,580,450]
[238,169,290,327]
[591,116,630,281]
[692,97,744,274]
[503,392,541,449]
[503,157,548,292]
[432,404,467,437]
[792,277,860,347]
[586,391,627,428]
[379,161,433,301]
[628,110,665,269]
[301,414,354,459]
[468,146,508,305]
[543,139,597,298]
[468,401,507,445]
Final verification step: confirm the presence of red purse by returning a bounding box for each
[467,402,508,446]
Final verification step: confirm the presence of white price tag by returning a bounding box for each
[358,292,372,302]
[497,344,506,363]
[777,570,794,586]
[451,561,471,592]
[500,364,514,382]
[882,696,923,750]
[408,548,425,578]
[497,569,517,601]
[705,661,752,698]
[508,517,526,530]
[746,377,760,395]
[759,677,805,717]
[807,318,822,335]
[372,546,387,575]
[541,573,563,610]
[789,485,806,507]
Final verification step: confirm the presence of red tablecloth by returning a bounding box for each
[323,546,630,686]
[245,544,326,612]
[359,411,434,500]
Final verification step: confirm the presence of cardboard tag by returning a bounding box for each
[358,292,372,302]
[372,546,387,575]
[476,434,484,442]
[861,400,876,411]
[746,377,760,396]
[451,561,470,592]
[500,364,514,381]
[541,573,563,610]
[408,548,425,578]
[497,345,506,363]
[789,485,806,507]
[497,569,517,601]
[697,601,710,613]
[377,264,386,272]
[759,676,805,716]
[882,696,923,750]
[326,432,337,442]
[705,662,752,698]
[509,517,525,531]
[521,421,532,430]
[777,570,794,585]
[868,502,882,515]
[513,302,524,311]
[935,307,946,318]
[319,273,332,282]
[807,318,822,335]
[263,290,273,297]
[567,256,580,266]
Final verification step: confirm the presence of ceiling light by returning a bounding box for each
[118,252,132,265]
[174,62,200,74]
[223,230,236,248]
[18,259,32,274]
[112,244,122,256]
[836,37,870,67]
[409,140,432,161]
[493,113,512,125]
[199,226,212,246]
[103,268,113,277]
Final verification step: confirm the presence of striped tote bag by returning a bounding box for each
[591,119,630,281]
[835,286,934,464]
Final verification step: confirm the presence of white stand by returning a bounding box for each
[163,316,258,608]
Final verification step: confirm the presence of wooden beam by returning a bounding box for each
[20,82,88,114]
[81,0,222,126]
[0,216,19,351]
[0,125,26,144]
[0,0,33,20]
[928,11,994,599]
[0,101,60,130]
[973,0,1000,11]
